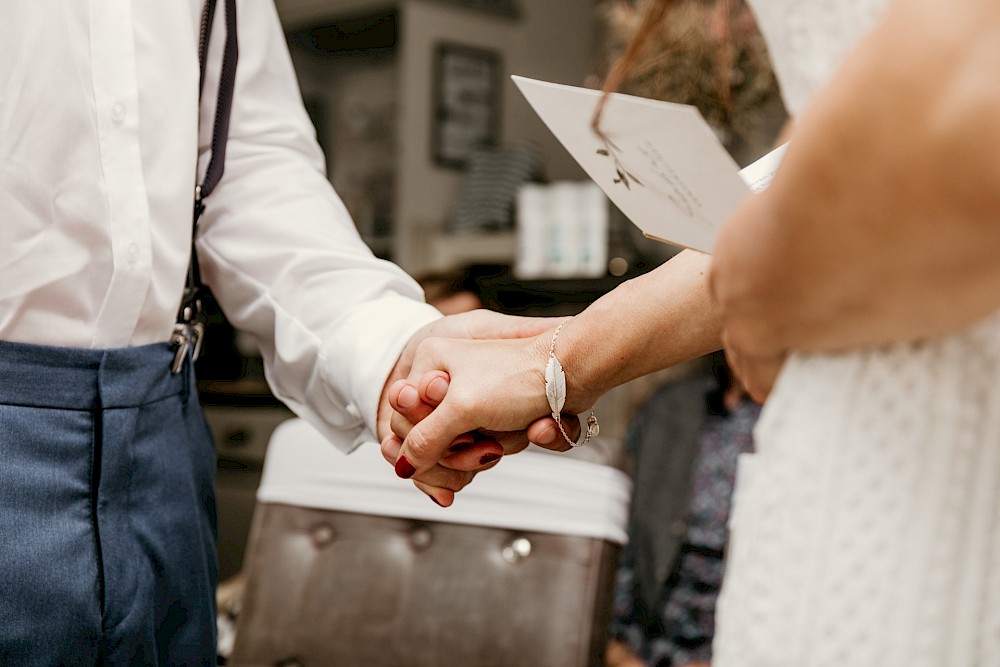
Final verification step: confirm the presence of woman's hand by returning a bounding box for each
[383,329,595,484]
[376,309,577,506]
[381,368,582,507]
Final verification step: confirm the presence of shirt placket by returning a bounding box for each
[89,0,154,349]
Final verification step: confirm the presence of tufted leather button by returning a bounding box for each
[409,525,433,552]
[500,536,532,564]
[309,523,336,548]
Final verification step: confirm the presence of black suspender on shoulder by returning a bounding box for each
[172,0,238,374]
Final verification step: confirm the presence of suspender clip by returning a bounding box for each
[171,300,205,374]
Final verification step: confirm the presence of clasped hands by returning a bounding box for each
[375,310,586,507]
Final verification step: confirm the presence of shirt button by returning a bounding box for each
[111,101,126,124]
[345,404,361,420]
[126,242,140,263]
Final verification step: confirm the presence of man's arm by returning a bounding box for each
[194,2,554,502]
[196,0,442,454]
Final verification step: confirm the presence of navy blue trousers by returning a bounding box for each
[0,341,218,665]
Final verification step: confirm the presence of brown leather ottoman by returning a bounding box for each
[230,419,630,667]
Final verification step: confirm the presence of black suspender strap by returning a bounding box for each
[197,0,239,206]
[172,0,239,374]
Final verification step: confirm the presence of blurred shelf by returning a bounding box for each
[427,231,518,273]
[454,262,652,317]
[198,379,286,408]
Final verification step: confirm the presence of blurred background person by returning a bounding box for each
[593,4,774,664]
[418,267,487,316]
[607,353,759,667]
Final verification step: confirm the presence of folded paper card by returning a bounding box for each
[512,75,786,254]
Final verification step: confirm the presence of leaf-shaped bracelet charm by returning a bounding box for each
[544,320,598,447]
[545,354,567,418]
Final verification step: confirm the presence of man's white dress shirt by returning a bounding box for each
[0,0,441,449]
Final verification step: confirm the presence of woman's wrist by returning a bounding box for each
[542,319,600,447]
[544,317,602,415]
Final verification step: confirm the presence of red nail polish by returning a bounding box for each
[479,453,501,465]
[395,455,416,479]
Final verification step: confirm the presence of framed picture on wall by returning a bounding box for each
[432,43,501,169]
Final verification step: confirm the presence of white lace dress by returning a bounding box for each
[712,2,1000,665]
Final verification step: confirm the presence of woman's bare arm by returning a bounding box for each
[711,0,1000,397]
[385,249,723,482]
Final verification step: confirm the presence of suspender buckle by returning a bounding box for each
[194,185,205,224]
[171,300,205,374]
[171,325,191,375]
[171,321,205,375]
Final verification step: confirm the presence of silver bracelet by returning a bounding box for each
[544,320,599,448]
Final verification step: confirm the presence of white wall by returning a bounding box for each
[277,0,598,274]
[393,1,595,272]
[290,49,400,257]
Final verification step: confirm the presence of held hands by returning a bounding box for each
[376,311,581,506]
[383,369,580,506]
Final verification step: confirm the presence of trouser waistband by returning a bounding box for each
[0,340,186,409]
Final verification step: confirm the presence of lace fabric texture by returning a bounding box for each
[716,1,1000,663]
[715,315,1000,665]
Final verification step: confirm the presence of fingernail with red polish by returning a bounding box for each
[479,453,501,465]
[395,455,416,479]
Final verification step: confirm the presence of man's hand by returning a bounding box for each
[388,371,576,458]
[376,310,579,506]
[380,326,590,495]
[381,370,579,506]
[381,370,497,508]
[375,309,561,441]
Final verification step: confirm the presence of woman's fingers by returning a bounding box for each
[389,393,504,471]
[380,433,477,492]
[414,371,581,453]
